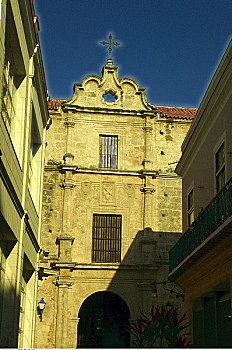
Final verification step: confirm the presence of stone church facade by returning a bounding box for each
[35,58,196,348]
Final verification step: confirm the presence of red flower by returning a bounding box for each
[178,311,187,325]
[151,306,159,322]
[173,309,178,326]
[164,308,172,319]
[137,320,142,331]
[177,335,190,347]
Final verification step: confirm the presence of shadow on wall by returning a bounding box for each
[107,227,184,310]
[0,215,19,348]
[77,226,184,348]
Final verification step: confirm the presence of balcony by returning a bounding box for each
[169,177,232,276]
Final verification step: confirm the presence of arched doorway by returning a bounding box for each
[77,291,130,348]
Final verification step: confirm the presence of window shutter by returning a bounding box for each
[92,214,122,263]
[99,135,118,169]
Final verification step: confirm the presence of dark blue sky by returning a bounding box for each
[35,0,232,107]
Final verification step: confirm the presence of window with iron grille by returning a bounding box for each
[216,142,225,193]
[99,135,118,168]
[92,214,122,263]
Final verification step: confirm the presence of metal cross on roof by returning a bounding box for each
[100,33,120,60]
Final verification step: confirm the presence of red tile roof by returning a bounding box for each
[153,105,197,120]
[48,99,66,110]
[48,99,197,120]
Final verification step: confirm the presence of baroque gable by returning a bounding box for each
[63,59,156,113]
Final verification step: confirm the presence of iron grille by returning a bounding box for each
[92,214,122,263]
[99,135,118,168]
[169,176,232,273]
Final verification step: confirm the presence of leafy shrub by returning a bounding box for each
[130,305,191,347]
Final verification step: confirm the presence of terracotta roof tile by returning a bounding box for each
[153,105,197,120]
[48,99,197,120]
[48,99,66,110]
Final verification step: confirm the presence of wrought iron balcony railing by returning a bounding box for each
[169,176,232,273]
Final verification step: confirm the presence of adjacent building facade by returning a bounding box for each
[0,0,49,347]
[169,40,232,347]
[35,57,196,348]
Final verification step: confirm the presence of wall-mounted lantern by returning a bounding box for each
[150,281,184,301]
[95,318,102,330]
[151,283,158,301]
[37,298,46,322]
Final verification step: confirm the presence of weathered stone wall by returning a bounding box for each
[44,112,189,174]
[39,111,188,261]
[35,62,192,348]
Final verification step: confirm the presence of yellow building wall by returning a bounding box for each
[0,0,49,347]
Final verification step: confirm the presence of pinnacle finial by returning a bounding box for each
[100,33,120,61]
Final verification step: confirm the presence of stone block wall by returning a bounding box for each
[35,62,192,347]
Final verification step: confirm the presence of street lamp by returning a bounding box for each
[152,285,158,301]
[150,281,184,301]
[95,318,102,330]
[37,298,46,322]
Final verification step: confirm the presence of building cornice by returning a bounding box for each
[51,262,158,270]
[44,164,181,179]
[29,0,49,105]
[62,105,156,118]
[176,39,232,176]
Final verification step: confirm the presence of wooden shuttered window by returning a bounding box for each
[99,135,118,168]
[92,214,122,263]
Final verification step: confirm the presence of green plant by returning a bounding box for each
[130,305,191,347]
